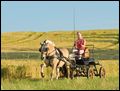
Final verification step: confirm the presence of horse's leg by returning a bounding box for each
[63,58,71,79]
[70,68,74,79]
[50,59,59,80]
[40,63,46,78]
[56,66,60,80]
[56,61,65,79]
[69,60,75,79]
[51,64,57,80]
[66,64,70,78]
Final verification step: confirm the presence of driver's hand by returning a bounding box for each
[81,45,85,47]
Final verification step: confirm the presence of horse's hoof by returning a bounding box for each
[71,77,74,79]
[56,77,59,80]
[50,78,53,81]
[41,73,45,78]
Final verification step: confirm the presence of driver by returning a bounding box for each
[74,32,86,58]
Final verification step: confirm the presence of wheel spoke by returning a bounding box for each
[99,67,105,78]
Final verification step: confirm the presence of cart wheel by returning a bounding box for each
[87,66,94,78]
[99,67,105,78]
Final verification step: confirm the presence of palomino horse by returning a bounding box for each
[39,40,71,80]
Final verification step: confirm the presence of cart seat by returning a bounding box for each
[82,47,90,59]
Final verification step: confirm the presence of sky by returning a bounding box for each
[1,1,119,32]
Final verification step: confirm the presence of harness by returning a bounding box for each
[45,47,70,66]
[46,47,62,60]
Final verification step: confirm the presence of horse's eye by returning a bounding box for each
[39,48,41,52]
[45,48,48,51]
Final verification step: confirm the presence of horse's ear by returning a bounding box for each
[44,40,47,43]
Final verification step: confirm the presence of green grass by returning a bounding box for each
[1,49,119,60]
[1,76,119,90]
[1,59,119,90]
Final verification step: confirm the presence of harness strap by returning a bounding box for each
[55,47,64,60]
[55,47,71,65]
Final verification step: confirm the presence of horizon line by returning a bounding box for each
[1,28,119,33]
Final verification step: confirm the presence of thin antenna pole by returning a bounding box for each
[73,8,76,45]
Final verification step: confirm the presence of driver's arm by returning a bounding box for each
[74,41,77,48]
[81,39,86,48]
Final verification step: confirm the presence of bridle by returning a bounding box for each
[39,41,60,60]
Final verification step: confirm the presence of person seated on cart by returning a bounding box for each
[74,32,86,59]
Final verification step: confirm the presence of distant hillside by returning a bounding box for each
[1,29,119,52]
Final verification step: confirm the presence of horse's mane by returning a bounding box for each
[44,40,55,46]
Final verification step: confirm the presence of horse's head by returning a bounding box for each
[39,40,55,60]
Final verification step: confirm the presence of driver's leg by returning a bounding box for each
[79,50,84,59]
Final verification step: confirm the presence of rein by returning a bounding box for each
[46,49,56,57]
[46,47,60,60]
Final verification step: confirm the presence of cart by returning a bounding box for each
[69,45,106,78]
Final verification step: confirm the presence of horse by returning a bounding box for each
[39,40,72,80]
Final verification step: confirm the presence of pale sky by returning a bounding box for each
[1,1,119,32]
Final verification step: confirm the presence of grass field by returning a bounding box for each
[1,76,119,90]
[1,59,119,90]
[1,29,119,90]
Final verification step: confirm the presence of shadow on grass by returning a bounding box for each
[1,48,119,60]
[1,52,41,59]
[93,48,119,60]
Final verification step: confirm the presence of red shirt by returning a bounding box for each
[75,39,85,50]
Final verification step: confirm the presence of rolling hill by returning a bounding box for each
[1,29,119,51]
